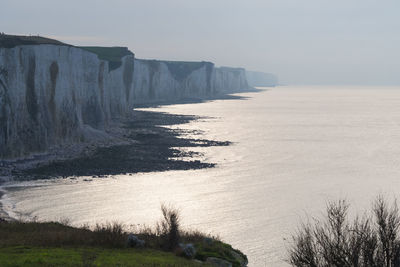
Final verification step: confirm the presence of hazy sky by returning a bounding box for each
[2,0,400,85]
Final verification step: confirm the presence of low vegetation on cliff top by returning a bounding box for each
[0,205,247,266]
[80,46,133,70]
[0,34,68,49]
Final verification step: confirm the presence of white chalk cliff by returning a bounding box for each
[246,70,278,87]
[0,44,135,158]
[0,36,254,158]
[133,60,250,103]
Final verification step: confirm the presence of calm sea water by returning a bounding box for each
[3,86,400,266]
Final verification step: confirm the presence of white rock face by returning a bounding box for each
[133,60,250,104]
[0,45,252,158]
[133,60,213,103]
[0,44,135,158]
[214,67,249,94]
[246,70,278,87]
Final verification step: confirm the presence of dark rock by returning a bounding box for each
[21,110,229,179]
[180,243,196,259]
[231,250,248,267]
[127,233,145,248]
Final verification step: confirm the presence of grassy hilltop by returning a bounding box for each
[80,46,134,70]
[0,34,68,48]
[0,34,133,71]
[0,206,247,266]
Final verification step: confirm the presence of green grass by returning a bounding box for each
[0,216,247,266]
[0,246,204,267]
[0,35,133,71]
[0,34,68,49]
[80,46,133,70]
[0,221,125,248]
[195,240,247,267]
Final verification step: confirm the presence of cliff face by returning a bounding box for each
[0,44,135,158]
[133,60,215,103]
[245,70,278,87]
[0,38,254,159]
[214,67,249,94]
[133,61,251,104]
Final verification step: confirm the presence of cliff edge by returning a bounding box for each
[0,35,255,160]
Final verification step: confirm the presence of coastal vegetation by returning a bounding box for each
[164,61,212,82]
[80,46,133,70]
[0,205,247,266]
[288,196,400,267]
[0,34,68,48]
[0,246,198,267]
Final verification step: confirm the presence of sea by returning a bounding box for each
[3,86,400,266]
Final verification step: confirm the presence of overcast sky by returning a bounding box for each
[2,0,400,85]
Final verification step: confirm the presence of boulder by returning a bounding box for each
[177,243,196,259]
[231,250,248,266]
[126,233,145,248]
[182,243,196,258]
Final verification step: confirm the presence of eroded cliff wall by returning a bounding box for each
[214,67,249,94]
[0,37,254,159]
[133,60,215,103]
[246,70,278,87]
[0,44,135,158]
[133,61,250,104]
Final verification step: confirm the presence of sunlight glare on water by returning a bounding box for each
[4,86,400,266]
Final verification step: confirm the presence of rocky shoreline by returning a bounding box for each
[0,102,236,220]
[0,120,133,182]
[10,109,230,180]
[0,93,251,183]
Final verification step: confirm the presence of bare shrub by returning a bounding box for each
[288,197,400,267]
[181,229,221,244]
[93,222,126,247]
[157,204,181,250]
[0,205,221,252]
